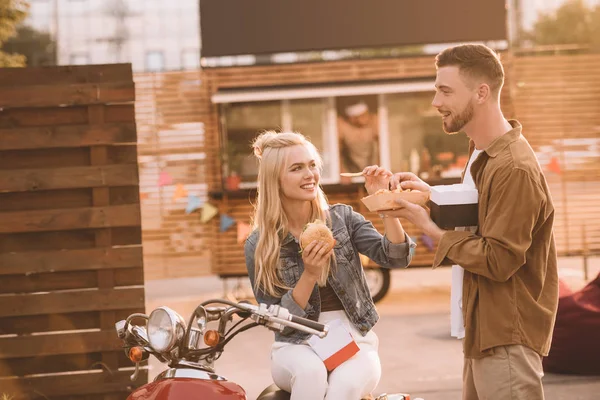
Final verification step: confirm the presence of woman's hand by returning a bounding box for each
[301,240,333,280]
[363,165,393,195]
[390,171,431,193]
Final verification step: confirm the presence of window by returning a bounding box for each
[335,95,380,177]
[217,81,467,190]
[221,101,282,187]
[287,98,335,182]
[386,91,469,180]
[145,50,165,72]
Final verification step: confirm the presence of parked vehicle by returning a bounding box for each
[116,299,413,400]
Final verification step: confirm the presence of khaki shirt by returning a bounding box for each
[434,120,559,359]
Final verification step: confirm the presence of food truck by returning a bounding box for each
[196,0,514,301]
[134,1,598,299]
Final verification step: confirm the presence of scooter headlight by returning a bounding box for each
[147,307,186,353]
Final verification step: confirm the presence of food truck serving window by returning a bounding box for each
[217,81,469,188]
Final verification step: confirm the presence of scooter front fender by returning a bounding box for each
[127,368,246,400]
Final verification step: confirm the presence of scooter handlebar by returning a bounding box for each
[289,314,327,334]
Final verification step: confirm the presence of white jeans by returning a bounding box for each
[271,310,381,400]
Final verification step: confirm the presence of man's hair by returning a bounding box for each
[435,44,505,95]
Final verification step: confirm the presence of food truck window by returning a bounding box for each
[386,91,469,181]
[335,95,379,175]
[288,98,335,182]
[222,101,282,186]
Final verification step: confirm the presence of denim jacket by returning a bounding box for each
[244,203,416,344]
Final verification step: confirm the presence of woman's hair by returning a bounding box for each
[250,131,330,297]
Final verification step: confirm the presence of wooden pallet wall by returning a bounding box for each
[134,71,217,279]
[511,54,600,255]
[0,64,145,399]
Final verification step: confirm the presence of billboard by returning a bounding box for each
[200,0,508,58]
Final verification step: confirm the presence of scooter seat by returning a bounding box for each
[256,384,290,400]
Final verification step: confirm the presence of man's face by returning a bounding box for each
[349,111,370,127]
[432,66,476,134]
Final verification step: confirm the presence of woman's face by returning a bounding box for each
[279,144,320,203]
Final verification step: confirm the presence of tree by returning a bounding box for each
[0,0,29,67]
[3,25,56,66]
[525,0,600,50]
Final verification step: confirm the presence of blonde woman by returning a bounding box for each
[244,131,416,400]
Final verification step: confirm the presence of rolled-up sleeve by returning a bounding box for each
[433,167,544,282]
[244,237,314,328]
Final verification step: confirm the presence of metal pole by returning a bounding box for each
[52,0,59,64]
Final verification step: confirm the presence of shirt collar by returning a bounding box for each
[482,119,522,158]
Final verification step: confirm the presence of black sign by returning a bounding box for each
[200,0,507,58]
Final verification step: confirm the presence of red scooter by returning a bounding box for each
[116,299,412,400]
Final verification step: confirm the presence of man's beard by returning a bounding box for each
[443,100,474,134]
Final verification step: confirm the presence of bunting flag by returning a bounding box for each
[200,202,219,223]
[237,221,252,243]
[548,157,562,174]
[172,183,188,201]
[421,233,435,252]
[158,171,173,187]
[185,195,203,214]
[220,214,236,232]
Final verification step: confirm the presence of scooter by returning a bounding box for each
[116,298,413,400]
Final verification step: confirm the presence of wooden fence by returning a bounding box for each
[0,64,145,399]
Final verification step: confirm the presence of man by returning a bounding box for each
[337,101,379,173]
[383,44,559,399]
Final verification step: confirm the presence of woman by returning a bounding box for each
[244,131,415,399]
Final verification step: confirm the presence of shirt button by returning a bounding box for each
[338,289,346,296]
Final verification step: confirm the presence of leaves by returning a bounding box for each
[0,0,30,67]
[524,0,600,50]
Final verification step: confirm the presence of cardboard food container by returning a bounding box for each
[361,190,429,212]
[429,184,478,229]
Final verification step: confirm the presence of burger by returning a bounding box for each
[299,219,335,252]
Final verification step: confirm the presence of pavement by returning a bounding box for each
[144,257,600,400]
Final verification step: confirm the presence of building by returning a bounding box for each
[25,0,200,72]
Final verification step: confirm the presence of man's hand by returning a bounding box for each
[390,172,431,193]
[380,198,445,241]
[363,165,392,195]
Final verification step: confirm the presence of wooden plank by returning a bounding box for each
[0,330,123,359]
[0,164,139,192]
[0,189,92,212]
[0,147,91,170]
[0,309,140,335]
[0,123,137,151]
[0,204,141,233]
[0,228,139,253]
[0,351,133,376]
[0,246,143,275]
[0,267,143,294]
[0,287,145,317]
[0,82,135,109]
[2,370,146,399]
[0,64,133,87]
[0,104,135,129]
